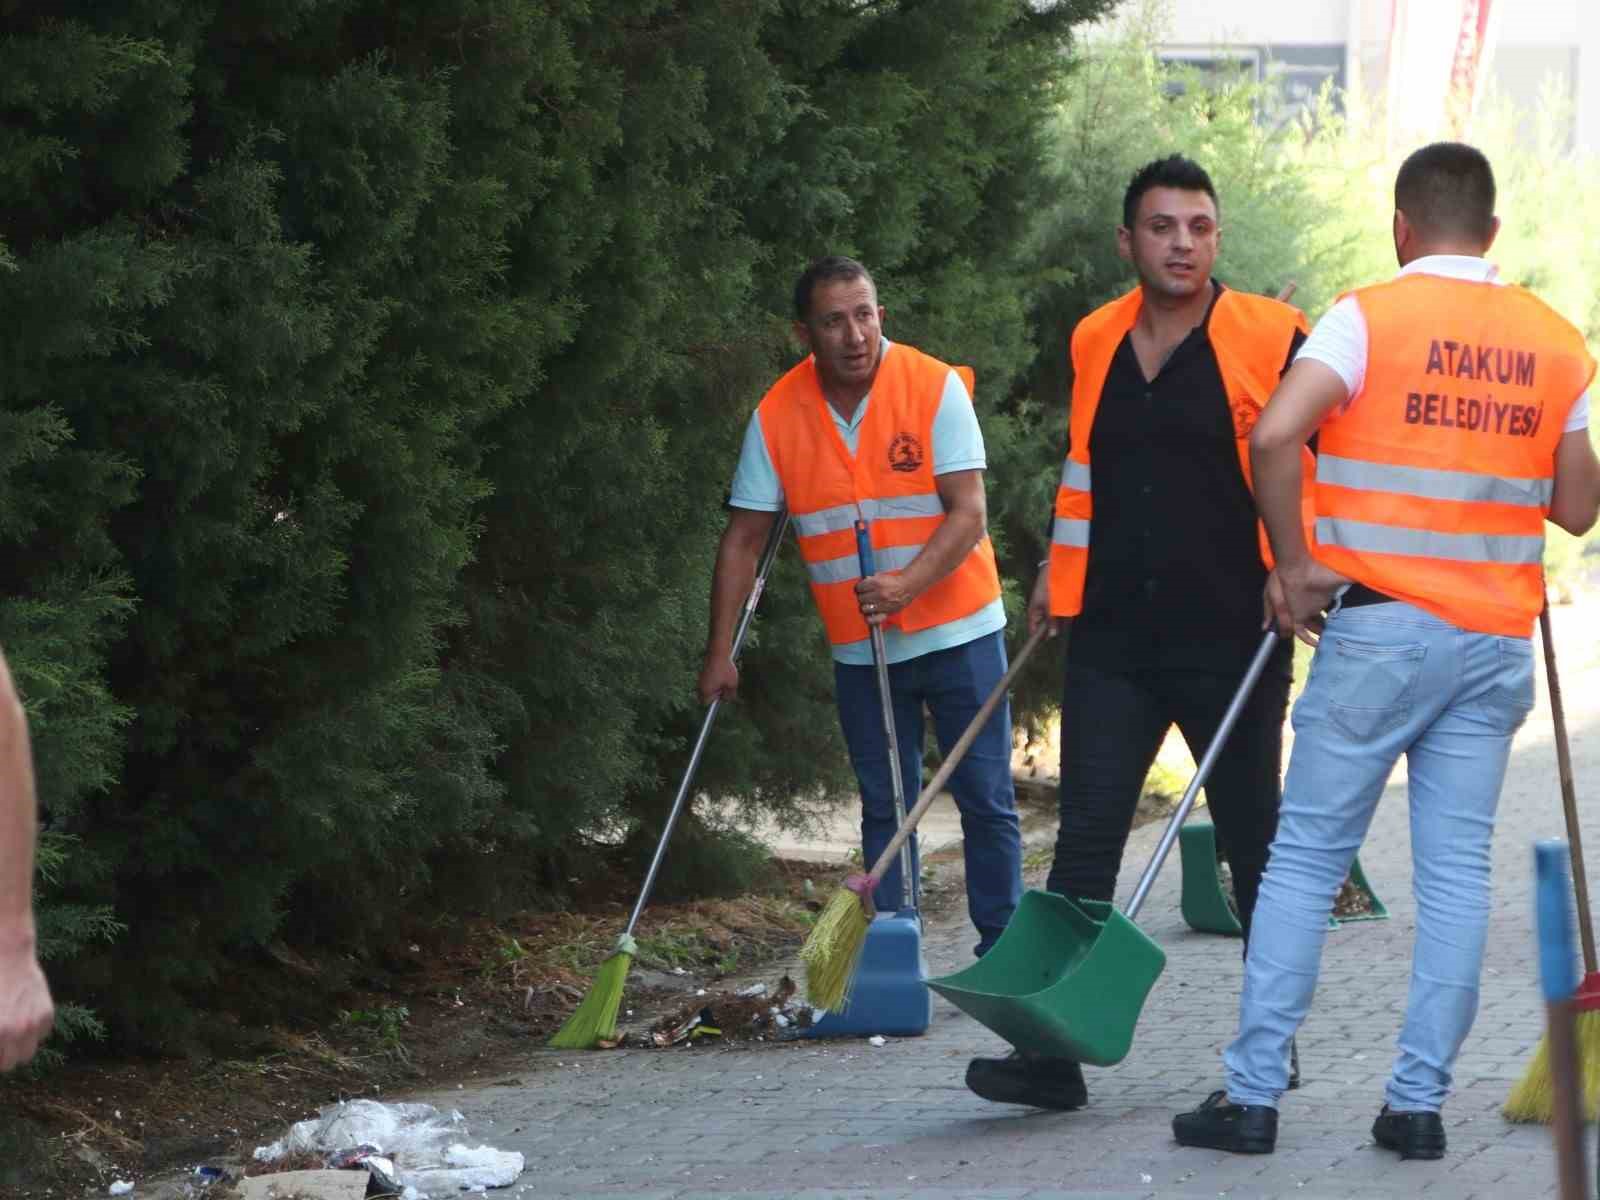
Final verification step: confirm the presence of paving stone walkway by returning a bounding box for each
[422,604,1600,1199]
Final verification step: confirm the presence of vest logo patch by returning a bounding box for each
[888,432,924,473]
[1229,393,1261,439]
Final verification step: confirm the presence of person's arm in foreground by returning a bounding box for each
[1549,427,1600,536]
[855,468,986,626]
[698,507,780,704]
[1249,359,1352,645]
[0,648,52,1072]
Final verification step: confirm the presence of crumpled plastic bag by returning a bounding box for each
[253,1099,524,1192]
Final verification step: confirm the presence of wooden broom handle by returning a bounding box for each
[866,622,1050,882]
[1540,596,1597,973]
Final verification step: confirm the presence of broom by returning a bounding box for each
[1533,839,1589,1197]
[801,620,1050,1011]
[549,509,790,1049]
[1504,594,1600,1121]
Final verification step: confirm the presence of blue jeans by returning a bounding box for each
[834,629,1024,955]
[1224,600,1535,1112]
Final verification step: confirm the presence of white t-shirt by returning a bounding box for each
[1295,254,1591,432]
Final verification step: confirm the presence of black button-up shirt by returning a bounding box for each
[1066,283,1303,674]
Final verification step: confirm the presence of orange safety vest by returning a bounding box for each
[1049,286,1311,616]
[1312,273,1595,636]
[756,344,1000,646]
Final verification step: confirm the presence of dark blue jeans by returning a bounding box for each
[834,630,1024,956]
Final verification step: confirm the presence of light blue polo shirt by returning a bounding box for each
[729,339,1006,665]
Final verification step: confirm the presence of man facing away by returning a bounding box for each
[699,256,1024,957]
[967,155,1310,1112]
[1174,141,1600,1160]
[0,644,53,1072]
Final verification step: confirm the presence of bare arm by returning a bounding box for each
[1250,359,1352,643]
[855,469,987,625]
[0,649,52,1071]
[1549,427,1600,536]
[697,507,778,703]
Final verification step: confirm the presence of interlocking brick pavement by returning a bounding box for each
[420,604,1600,1199]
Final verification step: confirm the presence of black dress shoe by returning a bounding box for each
[1372,1105,1445,1160]
[1173,1089,1278,1154]
[965,1050,1087,1110]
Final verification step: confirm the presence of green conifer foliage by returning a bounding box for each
[0,0,1112,1047]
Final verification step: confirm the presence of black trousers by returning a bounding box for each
[1044,653,1292,944]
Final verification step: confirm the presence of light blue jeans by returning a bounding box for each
[1224,599,1535,1112]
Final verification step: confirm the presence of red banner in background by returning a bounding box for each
[1446,0,1494,134]
[1384,0,1498,145]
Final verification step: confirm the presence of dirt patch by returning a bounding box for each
[0,866,824,1197]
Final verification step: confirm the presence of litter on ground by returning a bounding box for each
[251,1099,525,1194]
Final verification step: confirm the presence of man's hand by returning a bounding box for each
[855,571,915,627]
[1264,559,1352,646]
[0,946,51,1072]
[1028,570,1060,638]
[697,653,739,705]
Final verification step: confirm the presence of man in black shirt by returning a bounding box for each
[965,155,1306,1112]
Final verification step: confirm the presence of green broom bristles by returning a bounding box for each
[1503,1010,1600,1122]
[548,934,636,1049]
[800,886,873,1012]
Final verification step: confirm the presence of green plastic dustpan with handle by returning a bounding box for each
[928,630,1283,1066]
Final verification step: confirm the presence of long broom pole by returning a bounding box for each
[800,620,1050,1009]
[858,620,1051,904]
[1541,600,1599,987]
[1535,839,1589,1199]
[549,509,790,1048]
[1505,593,1600,1120]
[623,508,792,935]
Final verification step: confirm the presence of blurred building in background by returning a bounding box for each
[1118,0,1600,150]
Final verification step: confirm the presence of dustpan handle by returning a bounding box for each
[1124,629,1281,922]
[625,508,791,937]
[866,621,1051,884]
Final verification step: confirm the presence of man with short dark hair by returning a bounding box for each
[699,256,1024,956]
[965,154,1309,1112]
[0,646,53,1072]
[1173,141,1600,1159]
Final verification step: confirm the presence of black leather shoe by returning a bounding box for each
[1173,1090,1278,1154]
[965,1050,1086,1110]
[1372,1105,1445,1160]
[1287,1036,1301,1091]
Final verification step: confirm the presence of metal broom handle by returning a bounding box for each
[856,519,916,911]
[625,509,791,935]
[1125,629,1281,922]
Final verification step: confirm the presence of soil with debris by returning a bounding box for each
[1217,854,1378,920]
[0,860,827,1198]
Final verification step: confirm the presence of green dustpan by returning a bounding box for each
[928,631,1283,1067]
[1178,819,1389,935]
[926,889,1164,1064]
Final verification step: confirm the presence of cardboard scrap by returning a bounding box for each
[237,1170,368,1200]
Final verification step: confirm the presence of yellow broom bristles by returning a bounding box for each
[800,887,873,1012]
[1503,1011,1600,1122]
[548,935,636,1049]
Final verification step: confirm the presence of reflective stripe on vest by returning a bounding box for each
[805,541,924,585]
[1051,459,1092,549]
[1317,453,1553,508]
[1052,516,1090,549]
[789,492,945,538]
[1315,517,1544,565]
